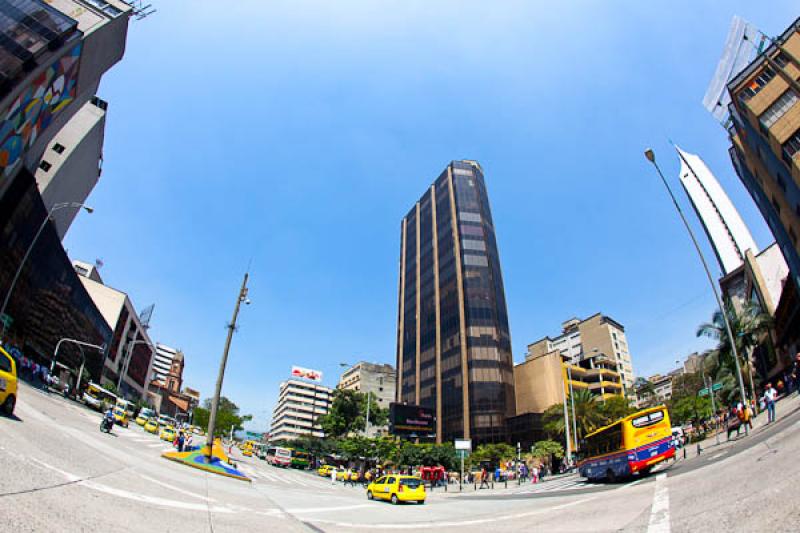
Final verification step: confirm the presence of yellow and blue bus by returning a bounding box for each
[578,405,674,482]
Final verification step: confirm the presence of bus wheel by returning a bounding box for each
[606,469,616,483]
[640,466,652,476]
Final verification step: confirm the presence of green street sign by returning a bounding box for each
[699,383,723,396]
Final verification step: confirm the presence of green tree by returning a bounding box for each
[530,440,564,467]
[697,301,774,403]
[542,403,566,440]
[597,395,636,422]
[317,389,389,438]
[191,397,251,433]
[468,443,515,468]
[669,395,712,426]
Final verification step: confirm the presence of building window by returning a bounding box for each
[783,128,800,165]
[39,160,51,172]
[777,174,787,192]
[84,0,123,17]
[760,90,798,131]
[52,143,65,154]
[739,66,776,102]
[772,196,781,215]
[774,52,790,68]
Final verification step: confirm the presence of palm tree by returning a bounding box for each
[697,301,773,402]
[569,389,607,440]
[542,390,606,443]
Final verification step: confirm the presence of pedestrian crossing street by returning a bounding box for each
[513,476,587,495]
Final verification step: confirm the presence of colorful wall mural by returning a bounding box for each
[0,43,83,179]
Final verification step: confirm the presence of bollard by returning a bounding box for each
[696,444,701,456]
[683,447,687,459]
[504,479,507,489]
[474,481,477,491]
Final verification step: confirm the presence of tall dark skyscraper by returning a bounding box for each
[396,160,515,444]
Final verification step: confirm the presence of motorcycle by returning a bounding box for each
[100,416,114,433]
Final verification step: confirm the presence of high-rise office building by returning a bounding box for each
[726,17,800,361]
[676,146,758,275]
[395,160,515,445]
[269,379,332,441]
[527,314,635,395]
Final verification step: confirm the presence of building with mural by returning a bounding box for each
[0,1,134,392]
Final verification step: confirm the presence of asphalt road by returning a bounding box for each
[2,381,799,532]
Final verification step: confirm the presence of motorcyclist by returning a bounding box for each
[102,407,115,431]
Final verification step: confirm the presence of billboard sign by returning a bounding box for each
[389,402,435,436]
[291,366,323,382]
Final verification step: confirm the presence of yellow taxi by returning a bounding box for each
[112,406,129,427]
[159,426,176,442]
[144,418,159,434]
[367,475,425,505]
[318,464,334,477]
[0,347,17,416]
[135,414,149,426]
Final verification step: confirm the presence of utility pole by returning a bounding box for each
[561,375,572,466]
[206,272,249,459]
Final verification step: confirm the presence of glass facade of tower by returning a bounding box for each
[396,160,515,444]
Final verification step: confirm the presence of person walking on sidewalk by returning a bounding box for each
[792,354,800,396]
[763,383,778,424]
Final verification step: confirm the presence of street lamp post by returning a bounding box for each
[566,363,578,452]
[644,149,749,418]
[50,337,105,393]
[205,272,250,459]
[1,202,93,338]
[118,337,153,397]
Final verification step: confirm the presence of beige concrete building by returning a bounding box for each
[527,314,635,395]
[73,260,155,401]
[515,348,624,416]
[337,362,396,437]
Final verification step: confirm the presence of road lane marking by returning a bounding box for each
[288,504,371,514]
[307,496,596,528]
[23,457,240,514]
[137,474,216,502]
[647,473,670,533]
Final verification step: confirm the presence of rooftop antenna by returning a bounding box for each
[124,1,157,20]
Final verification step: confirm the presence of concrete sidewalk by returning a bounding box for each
[676,391,800,460]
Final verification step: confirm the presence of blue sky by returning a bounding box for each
[64,1,797,431]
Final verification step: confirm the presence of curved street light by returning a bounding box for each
[643,148,749,416]
[0,202,93,338]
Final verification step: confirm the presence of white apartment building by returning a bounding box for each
[269,380,332,441]
[152,343,178,383]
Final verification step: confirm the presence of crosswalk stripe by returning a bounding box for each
[517,478,586,494]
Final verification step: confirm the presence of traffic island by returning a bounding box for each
[162,439,250,482]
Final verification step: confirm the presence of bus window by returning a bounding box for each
[631,410,665,428]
